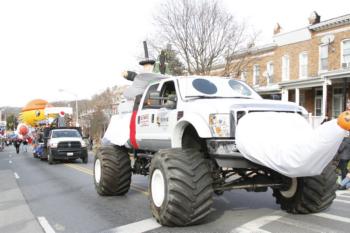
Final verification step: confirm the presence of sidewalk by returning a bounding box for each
[0,170,43,233]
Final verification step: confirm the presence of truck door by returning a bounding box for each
[135,83,161,150]
[136,80,178,151]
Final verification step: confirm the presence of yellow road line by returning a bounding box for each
[64,164,93,175]
[66,164,93,173]
[131,185,149,196]
[63,164,149,196]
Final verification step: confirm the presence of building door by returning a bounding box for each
[333,87,343,118]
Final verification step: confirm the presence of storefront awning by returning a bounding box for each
[321,69,350,80]
[279,77,327,89]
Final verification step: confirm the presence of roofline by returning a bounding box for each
[230,43,277,59]
[309,14,350,31]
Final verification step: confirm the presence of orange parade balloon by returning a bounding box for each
[22,99,52,112]
[337,110,350,131]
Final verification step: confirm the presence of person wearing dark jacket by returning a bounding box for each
[337,136,350,179]
[13,139,22,154]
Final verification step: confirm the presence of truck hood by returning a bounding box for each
[184,98,305,114]
[49,137,83,143]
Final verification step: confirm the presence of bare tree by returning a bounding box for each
[222,33,260,78]
[154,0,256,75]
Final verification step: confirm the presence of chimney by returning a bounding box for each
[273,23,282,35]
[308,11,321,25]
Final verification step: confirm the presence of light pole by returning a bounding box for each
[59,89,79,126]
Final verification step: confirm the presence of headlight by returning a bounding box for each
[49,142,58,148]
[209,114,230,137]
[81,140,87,147]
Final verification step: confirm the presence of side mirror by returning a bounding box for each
[149,91,161,100]
[145,91,162,108]
[147,91,177,109]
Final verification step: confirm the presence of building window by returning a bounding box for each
[266,62,274,85]
[300,92,305,108]
[333,87,343,118]
[319,44,328,71]
[314,88,323,116]
[299,52,308,78]
[341,39,350,69]
[282,55,289,81]
[253,65,260,86]
[240,69,247,82]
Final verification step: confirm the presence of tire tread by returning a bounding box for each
[94,145,131,196]
[150,148,213,226]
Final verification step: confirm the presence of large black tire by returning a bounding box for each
[82,156,88,164]
[48,149,54,165]
[93,145,131,196]
[273,163,337,213]
[149,148,213,226]
[82,151,88,164]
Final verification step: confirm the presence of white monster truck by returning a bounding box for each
[93,74,338,226]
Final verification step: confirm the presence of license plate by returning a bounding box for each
[67,152,74,156]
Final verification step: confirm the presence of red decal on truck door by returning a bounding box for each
[129,94,142,149]
[130,110,138,149]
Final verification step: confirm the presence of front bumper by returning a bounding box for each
[206,139,242,157]
[206,139,258,168]
[51,147,88,160]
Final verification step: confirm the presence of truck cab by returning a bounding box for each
[46,128,88,164]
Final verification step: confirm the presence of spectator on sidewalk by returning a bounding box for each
[337,135,350,180]
[338,172,350,190]
[13,138,22,154]
[89,137,93,151]
[22,138,28,152]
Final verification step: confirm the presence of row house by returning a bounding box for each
[220,12,350,125]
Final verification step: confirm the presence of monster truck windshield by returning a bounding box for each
[179,77,261,99]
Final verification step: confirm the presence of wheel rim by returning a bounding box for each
[94,158,101,184]
[151,169,165,208]
[280,178,298,198]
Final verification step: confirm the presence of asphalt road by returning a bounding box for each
[1,145,350,233]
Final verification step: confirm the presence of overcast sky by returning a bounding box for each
[0,0,348,107]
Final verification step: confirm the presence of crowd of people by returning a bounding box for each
[12,137,31,154]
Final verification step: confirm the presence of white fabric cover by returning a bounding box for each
[236,112,346,177]
[103,101,134,146]
[123,73,166,100]
[103,113,131,146]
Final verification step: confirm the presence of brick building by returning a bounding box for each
[217,12,350,125]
